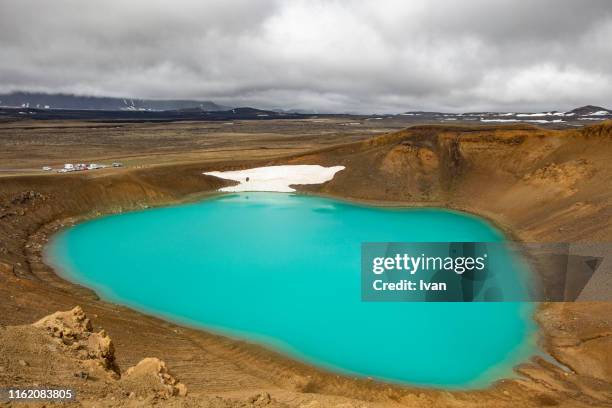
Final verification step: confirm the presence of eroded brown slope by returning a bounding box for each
[1,123,612,407]
[287,123,612,243]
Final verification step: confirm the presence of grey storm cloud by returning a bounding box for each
[0,0,611,113]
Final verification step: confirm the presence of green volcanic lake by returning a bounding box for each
[46,192,537,388]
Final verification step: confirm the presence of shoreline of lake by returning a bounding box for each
[45,192,538,390]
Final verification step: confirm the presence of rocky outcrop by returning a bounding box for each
[5,307,189,402]
[122,357,187,398]
[33,306,119,376]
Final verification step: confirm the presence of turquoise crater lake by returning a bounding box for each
[46,192,537,388]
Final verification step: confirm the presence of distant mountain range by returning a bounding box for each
[0,92,610,126]
[399,105,612,125]
[0,92,231,112]
[0,97,304,122]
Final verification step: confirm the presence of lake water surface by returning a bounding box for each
[46,192,536,388]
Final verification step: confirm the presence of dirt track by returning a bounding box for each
[1,121,612,407]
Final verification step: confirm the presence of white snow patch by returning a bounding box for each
[480,118,518,123]
[516,112,567,117]
[481,118,565,124]
[516,113,547,117]
[204,165,345,192]
[588,110,610,116]
[525,119,565,124]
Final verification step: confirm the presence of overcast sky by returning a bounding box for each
[1,0,611,113]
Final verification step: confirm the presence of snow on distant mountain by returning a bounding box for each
[0,92,230,112]
[567,105,610,116]
[398,105,611,126]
